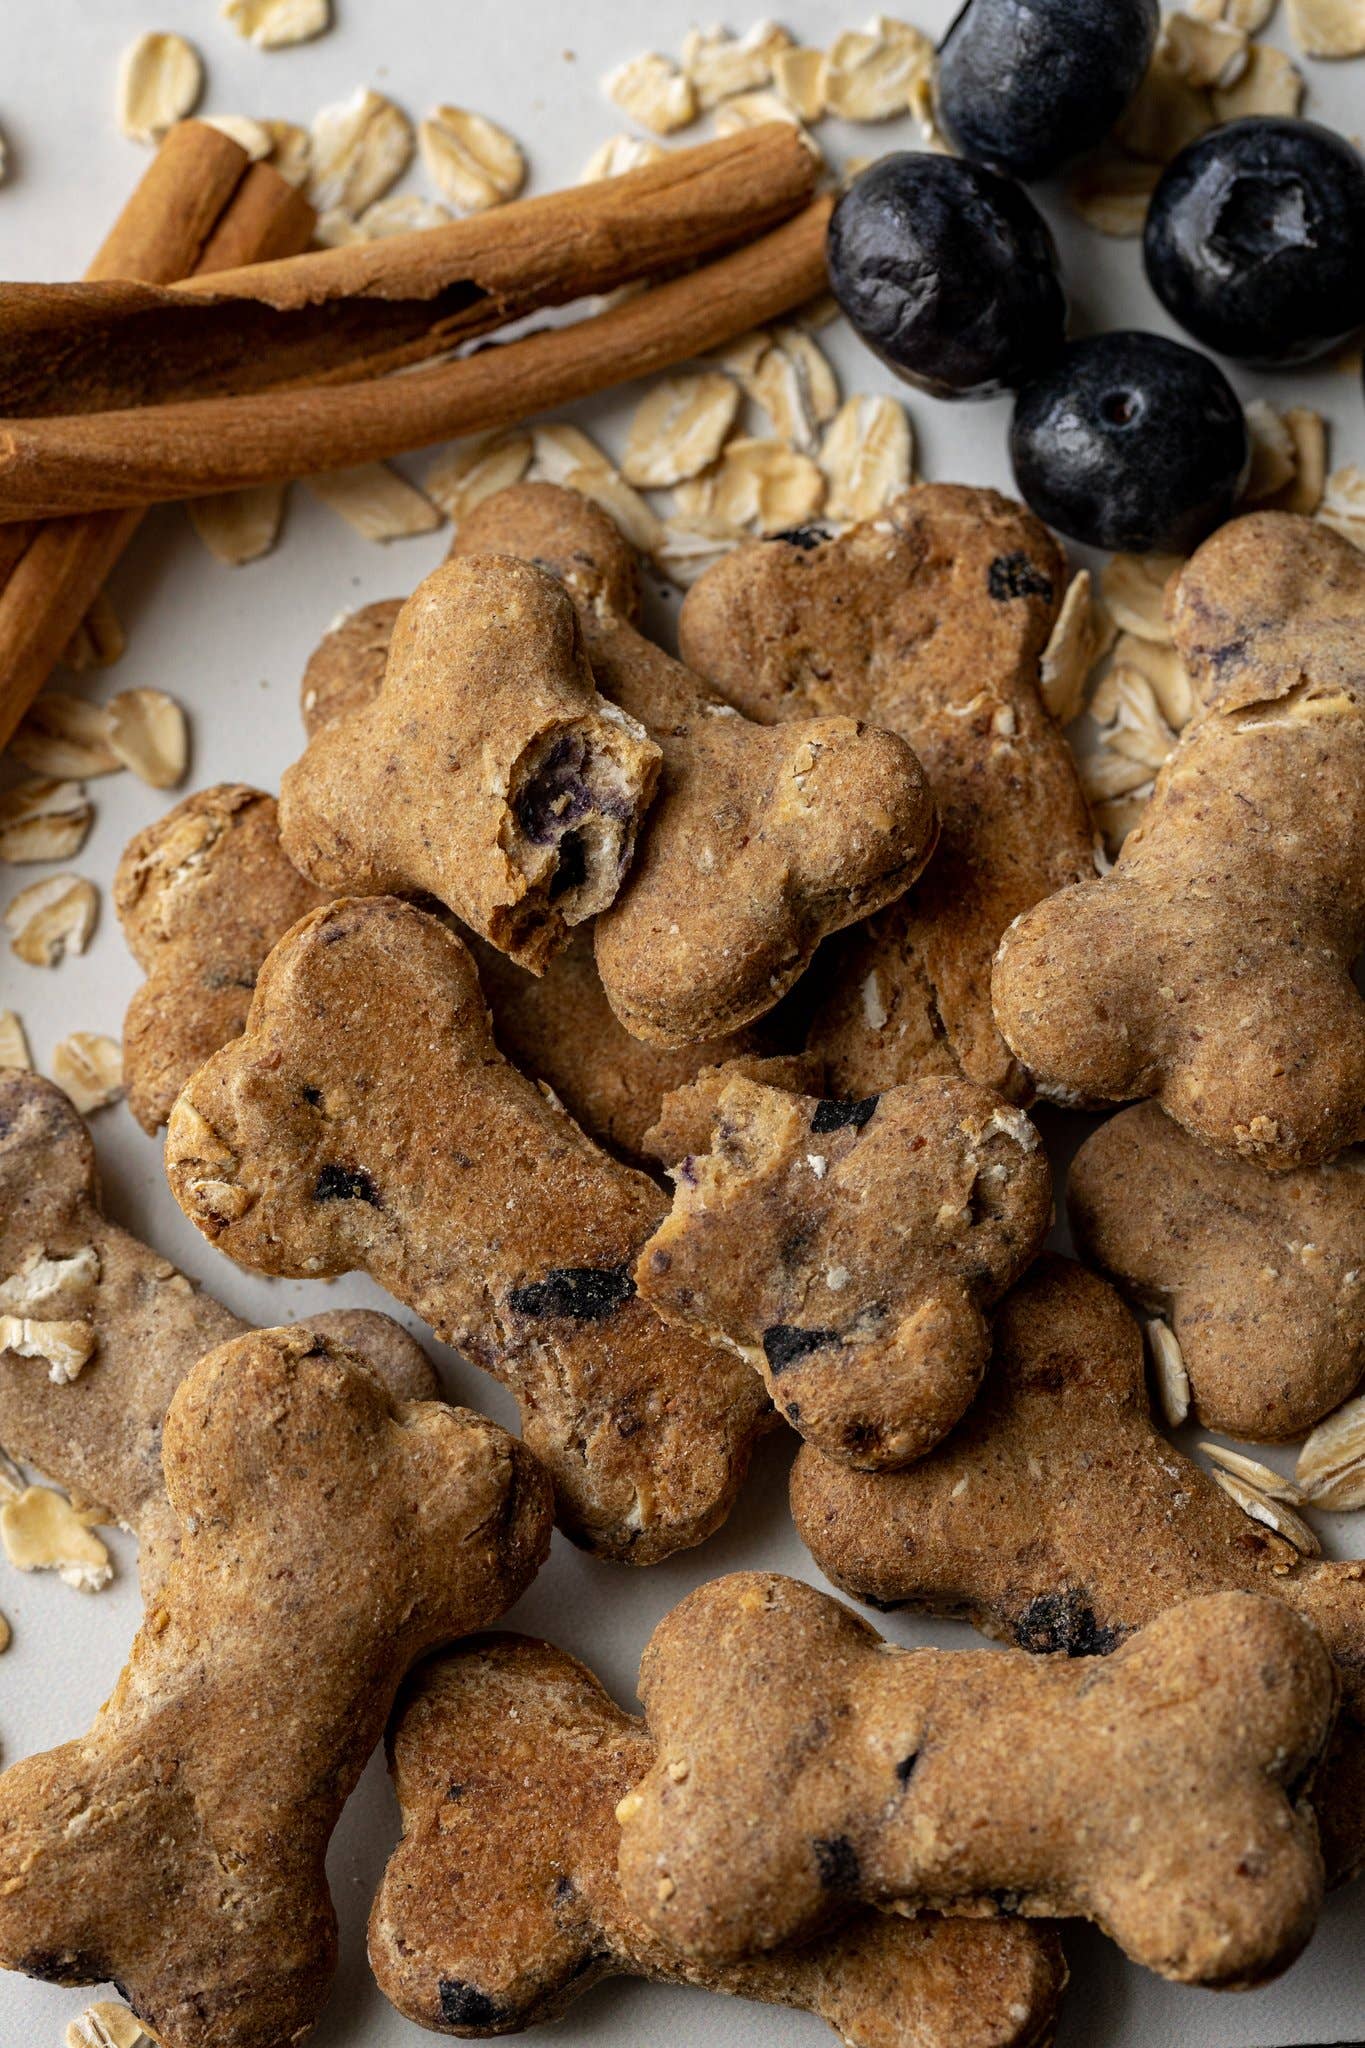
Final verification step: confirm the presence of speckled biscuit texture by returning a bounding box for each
[677,487,1096,1099]
[1069,1101,1365,1440]
[616,1572,1335,1989]
[451,485,940,1046]
[163,894,771,1564]
[369,1632,1068,2047]
[636,1075,1050,1469]
[0,1325,551,2048]
[992,514,1365,1170]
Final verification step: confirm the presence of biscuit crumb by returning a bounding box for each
[0,1483,112,1591]
[0,1315,95,1384]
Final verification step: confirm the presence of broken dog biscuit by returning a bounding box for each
[992,514,1365,1169]
[1069,1100,1365,1441]
[280,554,661,973]
[677,487,1096,1098]
[616,1571,1335,1988]
[369,1631,1069,2047]
[636,1075,1050,1469]
[451,484,939,1045]
[790,1256,1365,1887]
[115,784,328,1133]
[0,1326,551,2048]
[165,894,771,1564]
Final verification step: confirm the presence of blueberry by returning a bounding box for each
[1144,118,1365,368]
[1009,332,1249,555]
[938,0,1159,181]
[827,155,1067,399]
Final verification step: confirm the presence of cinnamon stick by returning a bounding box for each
[0,198,833,525]
[0,126,817,420]
[0,124,315,752]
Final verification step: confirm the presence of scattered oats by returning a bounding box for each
[1077,741,1160,805]
[906,62,950,150]
[824,15,935,121]
[530,426,666,554]
[188,483,288,565]
[202,114,272,160]
[51,1033,124,1115]
[308,87,414,215]
[419,106,526,213]
[1164,10,1250,85]
[262,119,312,187]
[306,461,442,541]
[0,1315,95,1385]
[1286,0,1365,52]
[654,515,740,588]
[713,89,814,147]
[819,394,913,523]
[580,133,667,181]
[773,44,830,120]
[427,433,534,522]
[1268,407,1327,516]
[221,0,331,48]
[9,693,119,778]
[312,206,367,247]
[710,327,773,380]
[106,689,188,789]
[746,325,841,453]
[1210,1466,1321,1555]
[0,1484,111,1590]
[0,1011,30,1069]
[1146,1319,1191,1425]
[0,1612,7,1653]
[861,969,889,1030]
[681,21,792,107]
[794,292,841,332]
[1188,0,1277,27]
[1211,40,1304,117]
[1093,633,1195,730]
[1065,149,1162,236]
[117,31,204,144]
[0,780,93,865]
[5,874,98,967]
[1243,399,1298,501]
[806,1152,829,1179]
[603,52,697,136]
[1100,552,1184,642]
[63,590,126,674]
[676,435,826,535]
[1094,667,1179,773]
[359,192,452,236]
[0,1247,99,1318]
[1297,1392,1365,1509]
[622,373,742,488]
[66,2006,159,2048]
[1115,45,1215,161]
[1039,572,1102,724]
[1318,465,1365,550]
[1201,1441,1307,1503]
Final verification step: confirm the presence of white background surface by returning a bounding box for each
[0,3,1363,2045]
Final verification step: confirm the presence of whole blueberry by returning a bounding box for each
[938,0,1159,181]
[1010,332,1249,554]
[1144,118,1365,367]
[827,154,1067,400]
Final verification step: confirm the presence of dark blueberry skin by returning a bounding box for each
[1145,118,1365,368]
[938,0,1159,181]
[1010,331,1249,555]
[827,154,1067,399]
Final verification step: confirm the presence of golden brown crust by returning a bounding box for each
[0,1325,551,2048]
[300,598,403,738]
[163,895,771,1563]
[1069,1102,1365,1439]
[370,1632,1068,2047]
[992,514,1365,1169]
[678,487,1095,1099]
[617,1572,1334,1988]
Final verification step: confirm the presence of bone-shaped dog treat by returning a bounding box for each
[369,1632,1069,2048]
[0,1068,436,1567]
[635,1075,1050,1469]
[451,484,939,1046]
[1069,1101,1365,1440]
[164,894,771,1562]
[992,514,1365,1170]
[790,1255,1365,1886]
[676,487,1096,1099]
[280,554,661,972]
[615,1571,1334,1988]
[115,784,328,1133]
[0,1324,552,2048]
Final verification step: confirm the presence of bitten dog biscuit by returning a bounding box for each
[790,1257,1365,1886]
[280,554,661,973]
[615,1573,1335,1988]
[992,514,1365,1170]
[369,1632,1069,2048]
[0,1326,552,2048]
[0,1068,436,1573]
[452,485,939,1046]
[1069,1101,1365,1441]
[115,784,328,1134]
[677,487,1096,1099]
[636,1076,1050,1469]
[164,894,771,1563]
